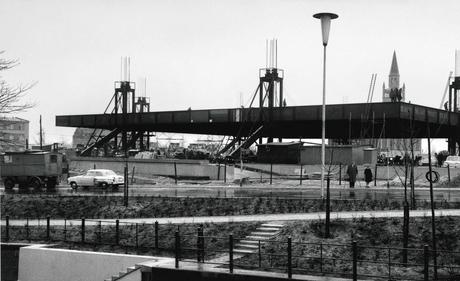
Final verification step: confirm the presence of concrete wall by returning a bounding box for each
[69,157,234,180]
[18,245,157,281]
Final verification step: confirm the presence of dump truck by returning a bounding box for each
[0,150,67,190]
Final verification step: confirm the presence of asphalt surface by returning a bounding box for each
[1,181,460,201]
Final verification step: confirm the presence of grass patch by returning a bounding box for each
[2,195,459,219]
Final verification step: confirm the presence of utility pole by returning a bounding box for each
[427,123,438,280]
[39,115,43,150]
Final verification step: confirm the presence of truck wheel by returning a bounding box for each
[70,182,78,190]
[100,182,108,189]
[30,177,43,189]
[4,178,15,190]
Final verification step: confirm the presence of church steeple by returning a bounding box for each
[382,51,404,102]
[388,51,400,89]
[390,51,399,75]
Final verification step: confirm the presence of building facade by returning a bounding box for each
[72,128,106,148]
[0,116,29,152]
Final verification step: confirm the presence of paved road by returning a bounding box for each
[2,182,460,201]
[3,209,460,226]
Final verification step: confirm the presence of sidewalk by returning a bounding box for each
[3,209,460,226]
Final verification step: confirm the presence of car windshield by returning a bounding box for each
[102,170,117,176]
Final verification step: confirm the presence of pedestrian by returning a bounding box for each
[346,162,358,188]
[364,165,373,187]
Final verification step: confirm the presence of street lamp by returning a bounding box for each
[314,12,338,239]
[313,12,338,198]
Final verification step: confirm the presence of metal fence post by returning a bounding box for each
[287,237,292,279]
[175,231,180,269]
[339,162,342,185]
[98,220,102,244]
[196,227,201,262]
[217,163,221,181]
[352,241,358,281]
[374,164,377,186]
[155,221,159,249]
[115,219,120,245]
[270,163,273,185]
[46,216,50,241]
[224,161,227,183]
[26,218,30,242]
[63,219,67,242]
[135,223,139,250]
[81,218,85,243]
[447,164,451,183]
[258,240,262,268]
[5,215,9,242]
[174,162,178,184]
[424,245,429,281]
[299,164,303,185]
[388,247,391,280]
[229,234,234,273]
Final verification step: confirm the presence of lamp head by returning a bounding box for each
[313,13,339,46]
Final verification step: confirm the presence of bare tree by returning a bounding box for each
[0,51,36,114]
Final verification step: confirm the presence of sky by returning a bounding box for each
[1,0,459,152]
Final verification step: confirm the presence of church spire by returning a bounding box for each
[390,51,399,75]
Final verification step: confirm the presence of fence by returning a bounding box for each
[2,216,460,280]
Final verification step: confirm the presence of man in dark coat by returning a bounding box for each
[346,162,358,188]
[364,165,373,187]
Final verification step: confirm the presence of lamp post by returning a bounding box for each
[313,13,338,198]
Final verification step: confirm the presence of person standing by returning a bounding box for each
[346,162,358,188]
[364,165,373,187]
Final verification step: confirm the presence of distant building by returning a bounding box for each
[0,116,29,152]
[72,128,107,148]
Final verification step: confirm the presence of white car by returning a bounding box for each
[68,169,124,189]
[443,156,460,168]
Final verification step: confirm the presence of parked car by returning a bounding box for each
[67,169,124,190]
[443,156,460,168]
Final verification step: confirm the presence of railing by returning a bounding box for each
[2,217,460,280]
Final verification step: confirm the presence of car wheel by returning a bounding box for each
[70,182,78,190]
[112,184,119,190]
[101,182,108,189]
[4,178,15,190]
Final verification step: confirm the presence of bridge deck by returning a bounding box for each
[56,102,460,139]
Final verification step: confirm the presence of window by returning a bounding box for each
[50,155,57,163]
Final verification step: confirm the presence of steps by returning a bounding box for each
[104,264,141,281]
[232,223,284,254]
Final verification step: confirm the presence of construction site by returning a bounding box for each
[3,2,460,281]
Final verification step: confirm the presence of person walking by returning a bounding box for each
[346,162,358,188]
[364,165,373,187]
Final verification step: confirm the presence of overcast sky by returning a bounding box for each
[1,0,459,151]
